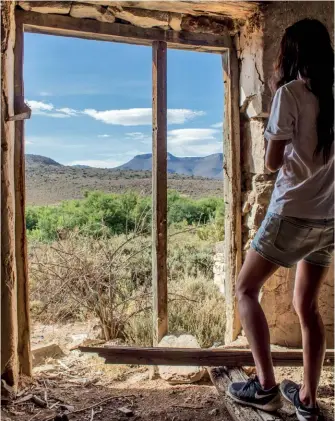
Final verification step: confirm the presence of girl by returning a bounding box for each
[227,19,334,421]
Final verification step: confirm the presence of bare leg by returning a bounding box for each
[293,261,328,407]
[236,249,279,389]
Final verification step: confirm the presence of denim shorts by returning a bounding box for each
[251,212,334,268]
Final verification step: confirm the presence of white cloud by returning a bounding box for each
[56,107,78,116]
[126,132,146,139]
[211,122,223,128]
[98,134,110,138]
[83,108,204,126]
[27,100,77,118]
[167,128,222,157]
[168,128,219,145]
[126,132,151,144]
[26,99,205,126]
[170,141,222,157]
[27,100,54,112]
[168,109,205,124]
[69,159,124,168]
[25,139,33,145]
[39,91,52,97]
[47,112,71,118]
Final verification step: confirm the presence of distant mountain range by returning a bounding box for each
[25,152,223,179]
[117,153,223,179]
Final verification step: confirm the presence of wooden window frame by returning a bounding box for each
[15,10,242,367]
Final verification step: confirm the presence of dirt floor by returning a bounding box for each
[1,321,334,421]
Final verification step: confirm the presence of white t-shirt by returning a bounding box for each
[265,79,334,219]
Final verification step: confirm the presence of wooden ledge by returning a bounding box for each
[79,346,335,367]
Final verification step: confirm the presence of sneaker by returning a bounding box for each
[227,376,282,411]
[280,380,320,421]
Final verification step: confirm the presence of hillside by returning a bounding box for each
[25,154,223,205]
[117,152,223,179]
[26,154,62,167]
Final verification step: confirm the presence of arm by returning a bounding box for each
[264,85,297,172]
[265,139,288,173]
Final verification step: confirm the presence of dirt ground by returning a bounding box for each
[1,321,334,421]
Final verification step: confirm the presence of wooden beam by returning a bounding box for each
[14,16,32,377]
[152,40,168,345]
[115,2,261,21]
[79,346,335,367]
[209,366,335,421]
[18,10,229,53]
[222,45,242,344]
[1,1,19,388]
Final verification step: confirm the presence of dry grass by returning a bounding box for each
[26,165,223,205]
[29,230,226,348]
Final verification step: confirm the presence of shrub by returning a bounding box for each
[26,190,224,241]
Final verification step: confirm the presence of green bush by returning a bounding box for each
[26,190,224,242]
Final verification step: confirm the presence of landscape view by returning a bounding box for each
[25,30,226,354]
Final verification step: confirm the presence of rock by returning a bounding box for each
[169,14,182,31]
[208,408,219,416]
[246,203,266,230]
[60,404,75,412]
[242,200,251,215]
[109,6,170,29]
[158,334,206,384]
[222,335,249,349]
[32,343,65,367]
[70,3,115,23]
[19,1,71,15]
[213,259,225,294]
[117,406,133,416]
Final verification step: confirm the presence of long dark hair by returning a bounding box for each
[271,19,334,163]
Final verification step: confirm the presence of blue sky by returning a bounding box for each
[24,33,223,168]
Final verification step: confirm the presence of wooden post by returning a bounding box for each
[152,40,168,345]
[1,1,19,387]
[14,16,32,376]
[222,46,242,344]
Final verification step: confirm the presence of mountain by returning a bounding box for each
[25,153,223,179]
[71,164,92,169]
[117,152,223,179]
[26,154,62,167]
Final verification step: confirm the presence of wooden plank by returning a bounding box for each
[18,10,229,53]
[229,368,283,421]
[1,1,19,388]
[14,15,32,377]
[220,368,334,421]
[222,45,242,344]
[208,367,283,421]
[78,346,335,367]
[151,40,168,345]
[115,1,261,20]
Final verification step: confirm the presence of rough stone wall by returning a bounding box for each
[236,1,334,347]
[213,241,225,294]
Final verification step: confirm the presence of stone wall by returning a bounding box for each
[213,242,225,294]
[236,1,334,347]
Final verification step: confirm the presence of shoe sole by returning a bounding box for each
[227,390,283,412]
[279,385,318,421]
